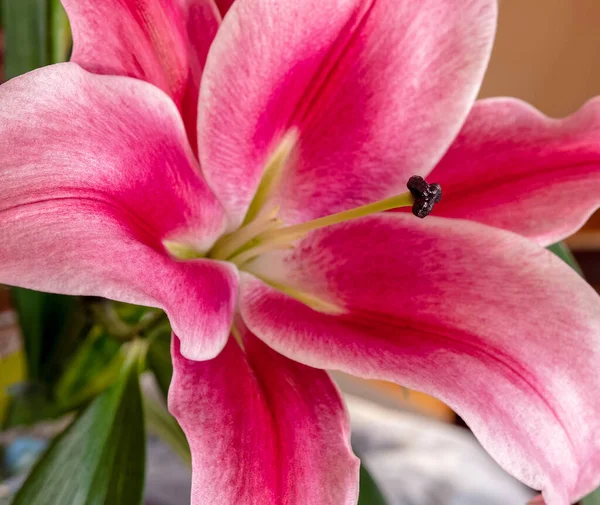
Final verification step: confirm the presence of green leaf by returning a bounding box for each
[11,288,85,383]
[11,342,147,505]
[1,0,49,79]
[49,0,70,64]
[54,326,124,409]
[547,242,583,276]
[113,302,157,326]
[143,394,191,468]
[4,326,123,428]
[3,383,64,428]
[147,325,173,400]
[358,460,388,505]
[1,0,70,81]
[583,488,600,505]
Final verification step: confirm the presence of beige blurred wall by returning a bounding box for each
[480,0,600,117]
[479,0,600,246]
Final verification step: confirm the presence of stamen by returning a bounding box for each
[231,323,244,348]
[255,192,414,245]
[209,206,281,260]
[163,240,204,260]
[230,192,414,265]
[247,274,346,315]
[230,239,296,267]
[407,175,442,218]
[209,176,442,267]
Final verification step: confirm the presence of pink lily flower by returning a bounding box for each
[1,0,600,504]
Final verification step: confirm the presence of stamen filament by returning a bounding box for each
[256,191,414,244]
[229,191,414,265]
[230,239,295,267]
[163,240,204,260]
[209,206,281,260]
[247,275,345,315]
[231,323,244,348]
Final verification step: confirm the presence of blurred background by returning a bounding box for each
[481,0,600,299]
[0,1,599,504]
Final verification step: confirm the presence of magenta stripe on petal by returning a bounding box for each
[427,97,600,245]
[241,214,600,505]
[63,0,221,150]
[198,0,497,229]
[0,63,234,360]
[169,332,359,505]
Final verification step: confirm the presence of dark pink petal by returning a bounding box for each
[0,63,234,360]
[426,97,600,245]
[214,0,234,16]
[240,214,600,505]
[63,0,221,149]
[198,0,497,229]
[169,332,359,505]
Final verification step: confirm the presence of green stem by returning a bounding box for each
[91,301,167,342]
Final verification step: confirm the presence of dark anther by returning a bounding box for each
[407,175,442,219]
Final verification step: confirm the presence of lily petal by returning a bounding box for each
[63,0,221,149]
[0,63,234,360]
[169,332,359,505]
[240,214,600,505]
[427,97,600,245]
[198,0,497,228]
[214,0,233,16]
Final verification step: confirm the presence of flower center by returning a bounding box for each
[207,176,442,267]
[210,191,411,265]
[163,132,442,268]
[164,180,442,265]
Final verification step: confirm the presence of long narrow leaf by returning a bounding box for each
[143,394,191,468]
[54,326,123,409]
[11,342,147,505]
[547,242,583,276]
[358,460,388,505]
[49,0,70,63]
[1,0,49,80]
[147,327,173,400]
[11,289,82,382]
